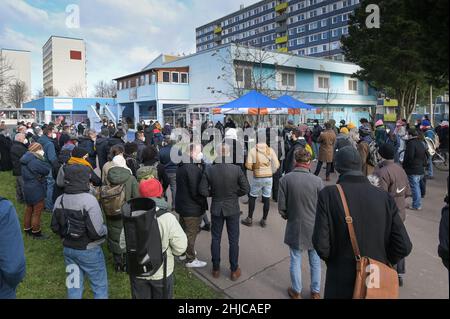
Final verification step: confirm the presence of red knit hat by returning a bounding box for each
[139,178,163,198]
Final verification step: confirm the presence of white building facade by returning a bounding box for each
[43,36,87,98]
[0,48,32,106]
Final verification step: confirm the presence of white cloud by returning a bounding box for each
[0,0,258,95]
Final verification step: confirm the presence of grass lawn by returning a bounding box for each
[0,171,221,299]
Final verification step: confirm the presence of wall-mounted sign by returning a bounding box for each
[53,99,73,110]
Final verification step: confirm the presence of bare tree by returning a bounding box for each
[6,80,28,108]
[208,44,292,100]
[0,54,14,107]
[94,80,117,98]
[66,83,86,98]
[43,87,59,97]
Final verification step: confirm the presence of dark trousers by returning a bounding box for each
[396,258,406,276]
[180,216,202,263]
[15,176,24,203]
[211,212,240,272]
[130,274,173,299]
[314,161,332,178]
[272,167,281,202]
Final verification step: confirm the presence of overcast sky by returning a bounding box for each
[0,0,257,96]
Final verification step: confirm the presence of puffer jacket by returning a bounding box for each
[246,144,280,178]
[20,152,51,205]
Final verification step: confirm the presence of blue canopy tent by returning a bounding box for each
[276,95,316,111]
[213,90,293,115]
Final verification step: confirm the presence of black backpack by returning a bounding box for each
[121,198,169,297]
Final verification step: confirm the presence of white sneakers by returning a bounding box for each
[185,259,208,268]
[178,255,187,261]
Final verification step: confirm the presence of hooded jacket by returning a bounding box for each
[107,166,140,201]
[373,160,412,221]
[246,143,280,178]
[20,152,51,205]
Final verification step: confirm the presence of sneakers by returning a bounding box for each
[185,259,207,268]
[178,255,187,261]
[201,224,211,232]
[24,228,33,236]
[241,217,253,227]
[407,205,422,211]
[259,219,267,228]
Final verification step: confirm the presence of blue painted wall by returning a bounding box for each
[23,97,116,112]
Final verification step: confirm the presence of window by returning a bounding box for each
[309,34,319,42]
[342,26,349,35]
[280,72,296,89]
[309,22,318,30]
[332,15,340,24]
[321,19,327,27]
[348,79,358,91]
[297,37,306,45]
[318,76,329,89]
[309,46,318,54]
[162,71,170,83]
[321,6,327,14]
[297,25,306,33]
[310,10,317,18]
[332,29,339,37]
[236,67,252,89]
[119,82,122,90]
[180,73,188,84]
[321,32,328,39]
[140,75,145,86]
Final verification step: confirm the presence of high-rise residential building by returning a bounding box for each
[0,48,32,105]
[196,0,361,61]
[43,36,87,97]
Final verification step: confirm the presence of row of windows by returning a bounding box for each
[197,10,353,46]
[196,0,359,38]
[118,72,189,90]
[235,66,359,92]
[288,26,349,46]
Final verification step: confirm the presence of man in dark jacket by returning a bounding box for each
[402,128,427,211]
[311,120,322,160]
[134,131,147,164]
[0,198,26,299]
[283,127,307,175]
[38,126,58,211]
[199,144,250,281]
[95,128,110,171]
[10,133,28,203]
[78,130,97,169]
[176,144,208,268]
[58,125,71,150]
[159,137,179,211]
[0,130,13,171]
[312,146,412,299]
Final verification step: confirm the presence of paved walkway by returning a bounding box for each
[189,168,449,299]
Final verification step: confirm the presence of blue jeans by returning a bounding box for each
[45,172,55,211]
[63,246,108,299]
[408,175,424,209]
[427,156,433,178]
[289,248,321,294]
[312,142,320,160]
[211,213,240,272]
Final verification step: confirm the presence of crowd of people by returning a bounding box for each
[0,115,448,300]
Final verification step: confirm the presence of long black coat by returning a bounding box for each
[95,137,109,171]
[175,162,208,217]
[312,174,412,299]
[0,134,13,171]
[199,163,249,217]
[10,141,28,176]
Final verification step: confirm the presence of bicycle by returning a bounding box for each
[432,148,449,172]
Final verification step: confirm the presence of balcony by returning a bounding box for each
[276,25,287,33]
[275,35,288,44]
[214,26,222,34]
[275,13,288,23]
[214,34,222,42]
[277,47,288,53]
[275,2,288,13]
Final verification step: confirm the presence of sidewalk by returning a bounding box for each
[190,169,449,299]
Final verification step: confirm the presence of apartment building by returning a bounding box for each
[43,36,87,97]
[196,0,361,61]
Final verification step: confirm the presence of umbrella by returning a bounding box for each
[276,95,316,110]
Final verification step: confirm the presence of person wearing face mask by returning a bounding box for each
[10,133,29,203]
[175,143,208,268]
[283,127,312,175]
[134,131,147,164]
[38,126,58,211]
[20,143,51,239]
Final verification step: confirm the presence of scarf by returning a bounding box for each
[295,162,311,170]
[68,157,93,170]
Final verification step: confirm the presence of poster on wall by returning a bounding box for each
[53,99,73,110]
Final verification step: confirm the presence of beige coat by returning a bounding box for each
[317,129,336,163]
[246,144,280,178]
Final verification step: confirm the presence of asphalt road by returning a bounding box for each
[189,167,449,299]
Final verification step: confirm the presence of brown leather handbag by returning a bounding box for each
[336,184,399,299]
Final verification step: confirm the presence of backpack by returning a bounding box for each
[424,137,437,157]
[368,141,382,167]
[100,184,126,218]
[121,198,169,297]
